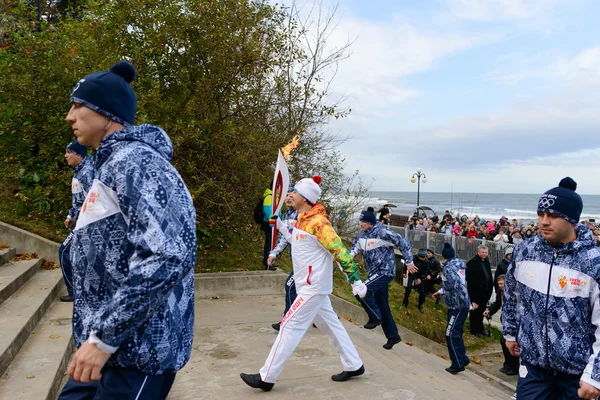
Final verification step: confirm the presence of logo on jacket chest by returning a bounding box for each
[295,233,307,241]
[558,274,588,291]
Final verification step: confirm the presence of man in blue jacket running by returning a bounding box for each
[503,177,600,400]
[59,62,196,400]
[350,207,417,350]
[58,140,93,302]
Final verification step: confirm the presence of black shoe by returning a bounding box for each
[500,367,518,376]
[271,323,280,331]
[464,358,471,368]
[240,373,274,392]
[474,332,486,339]
[60,295,74,302]
[383,335,402,350]
[445,366,465,374]
[363,320,381,330]
[313,323,317,328]
[402,303,408,308]
[331,365,365,382]
[266,266,277,271]
[418,304,424,313]
[481,330,490,337]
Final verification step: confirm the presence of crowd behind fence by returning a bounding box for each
[388,226,515,271]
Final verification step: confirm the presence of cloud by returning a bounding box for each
[450,0,562,21]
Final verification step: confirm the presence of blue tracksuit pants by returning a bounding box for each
[283,271,297,316]
[516,360,582,400]
[356,273,399,339]
[58,230,75,297]
[58,367,176,400]
[446,309,470,369]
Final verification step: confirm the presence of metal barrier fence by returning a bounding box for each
[388,226,515,269]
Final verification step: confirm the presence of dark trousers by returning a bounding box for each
[261,223,272,268]
[446,309,469,369]
[283,271,297,316]
[403,275,425,307]
[58,367,176,400]
[469,297,488,334]
[516,360,582,400]
[501,337,520,372]
[356,274,399,339]
[58,230,75,297]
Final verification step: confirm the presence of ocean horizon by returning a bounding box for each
[367,191,600,222]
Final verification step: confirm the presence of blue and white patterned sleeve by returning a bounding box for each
[90,152,196,349]
[502,257,519,341]
[383,229,413,264]
[350,233,361,258]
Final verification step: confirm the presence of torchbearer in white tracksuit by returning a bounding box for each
[241,176,368,392]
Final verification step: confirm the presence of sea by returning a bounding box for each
[367,191,600,224]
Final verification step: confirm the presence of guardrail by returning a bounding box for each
[388,226,514,269]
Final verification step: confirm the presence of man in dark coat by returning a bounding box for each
[425,248,442,294]
[402,248,429,313]
[466,244,493,337]
[494,247,512,292]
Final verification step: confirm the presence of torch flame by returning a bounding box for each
[281,135,300,161]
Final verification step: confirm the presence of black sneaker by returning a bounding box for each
[240,373,274,392]
[60,295,74,302]
[418,304,424,313]
[266,266,277,271]
[363,320,381,330]
[445,366,465,374]
[271,323,280,331]
[383,335,402,350]
[331,365,365,382]
[500,367,518,376]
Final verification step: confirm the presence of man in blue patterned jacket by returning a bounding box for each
[58,140,93,302]
[350,207,417,350]
[59,62,196,400]
[503,177,600,400]
[433,243,477,374]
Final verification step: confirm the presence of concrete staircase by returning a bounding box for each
[0,244,73,400]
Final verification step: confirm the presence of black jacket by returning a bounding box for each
[466,255,493,303]
[410,257,429,280]
[495,257,510,289]
[427,256,442,279]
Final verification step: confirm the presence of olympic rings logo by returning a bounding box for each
[538,198,555,208]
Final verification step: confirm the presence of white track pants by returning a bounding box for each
[259,293,363,383]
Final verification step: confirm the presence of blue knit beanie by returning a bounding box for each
[442,242,455,259]
[70,61,137,125]
[360,207,377,225]
[537,177,583,224]
[66,140,87,158]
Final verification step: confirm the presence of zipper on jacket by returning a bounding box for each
[544,248,558,369]
[306,265,312,285]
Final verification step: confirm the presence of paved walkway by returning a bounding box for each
[167,295,513,399]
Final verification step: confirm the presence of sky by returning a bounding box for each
[280,0,600,194]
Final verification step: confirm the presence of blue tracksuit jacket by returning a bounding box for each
[502,224,600,387]
[440,257,471,311]
[71,124,197,375]
[350,222,413,278]
[67,155,94,222]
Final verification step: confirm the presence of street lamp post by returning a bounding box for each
[410,168,427,208]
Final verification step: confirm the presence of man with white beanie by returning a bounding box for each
[241,176,367,392]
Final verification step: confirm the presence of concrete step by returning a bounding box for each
[0,259,42,307]
[0,248,16,266]
[0,269,64,378]
[0,301,74,400]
